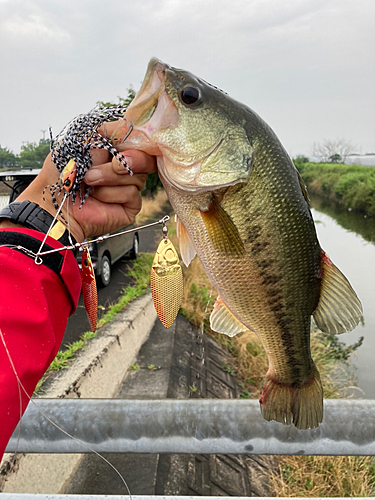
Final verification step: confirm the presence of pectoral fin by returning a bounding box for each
[200,198,244,257]
[176,215,196,267]
[210,296,247,337]
[313,251,363,334]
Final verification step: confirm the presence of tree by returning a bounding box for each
[0,146,18,170]
[328,153,342,163]
[311,139,355,163]
[19,139,50,170]
[293,155,309,168]
[97,88,136,110]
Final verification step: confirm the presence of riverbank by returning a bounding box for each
[296,162,375,215]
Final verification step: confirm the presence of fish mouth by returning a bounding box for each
[111,58,178,155]
[125,58,166,127]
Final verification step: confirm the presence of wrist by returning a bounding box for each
[15,169,85,243]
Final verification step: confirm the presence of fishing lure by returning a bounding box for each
[45,106,135,330]
[151,223,183,328]
[81,246,98,332]
[50,156,98,331]
[47,105,132,210]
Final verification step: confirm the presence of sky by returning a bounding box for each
[0,0,374,157]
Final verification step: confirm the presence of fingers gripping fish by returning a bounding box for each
[111,58,363,430]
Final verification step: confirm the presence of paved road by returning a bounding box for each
[61,214,165,349]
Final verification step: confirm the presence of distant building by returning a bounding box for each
[345,154,375,167]
[309,154,375,166]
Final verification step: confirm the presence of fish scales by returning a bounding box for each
[164,140,320,386]
[112,58,362,429]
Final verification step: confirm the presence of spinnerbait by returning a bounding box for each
[47,105,132,210]
[44,105,134,331]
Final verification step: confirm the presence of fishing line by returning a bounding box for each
[0,328,23,471]
[35,192,69,262]
[0,328,133,499]
[65,194,76,248]
[3,216,171,262]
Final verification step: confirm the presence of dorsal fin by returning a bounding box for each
[175,215,196,267]
[313,251,363,334]
[210,296,247,337]
[296,169,310,204]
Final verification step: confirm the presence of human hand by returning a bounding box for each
[13,121,157,243]
[73,147,156,240]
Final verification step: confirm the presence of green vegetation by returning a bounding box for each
[19,139,51,170]
[148,364,161,370]
[0,145,18,169]
[0,139,50,171]
[296,162,375,215]
[222,363,236,376]
[96,88,136,110]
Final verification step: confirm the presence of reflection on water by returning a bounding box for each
[310,196,375,399]
[310,194,375,244]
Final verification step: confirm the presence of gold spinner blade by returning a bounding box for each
[151,237,183,328]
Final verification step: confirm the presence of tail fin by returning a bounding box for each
[259,365,323,430]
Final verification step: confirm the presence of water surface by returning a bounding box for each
[310,196,375,398]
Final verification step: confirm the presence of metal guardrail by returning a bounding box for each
[6,398,375,456]
[0,495,371,500]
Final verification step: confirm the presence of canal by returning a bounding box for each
[310,195,375,398]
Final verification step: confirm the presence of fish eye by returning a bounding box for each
[180,86,201,106]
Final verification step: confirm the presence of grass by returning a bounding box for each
[269,456,375,498]
[296,162,375,215]
[136,189,169,224]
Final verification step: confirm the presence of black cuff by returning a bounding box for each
[0,200,76,247]
[0,232,65,277]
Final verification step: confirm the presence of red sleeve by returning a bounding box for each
[0,228,81,457]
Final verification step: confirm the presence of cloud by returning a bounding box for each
[0,0,374,155]
[2,13,70,43]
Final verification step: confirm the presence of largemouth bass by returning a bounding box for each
[112,58,362,430]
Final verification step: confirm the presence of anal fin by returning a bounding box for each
[210,296,247,337]
[313,251,363,334]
